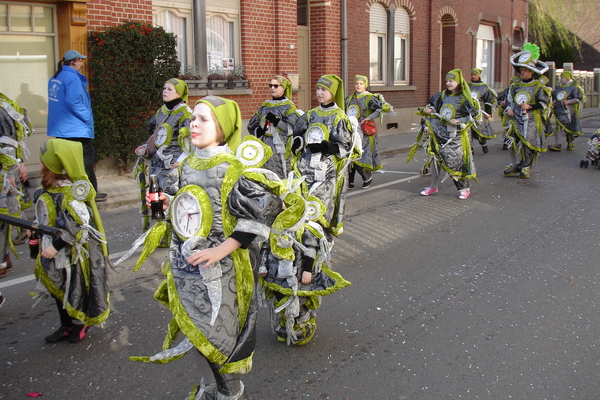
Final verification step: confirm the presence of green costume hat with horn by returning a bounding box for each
[166,78,189,104]
[274,75,293,99]
[561,71,573,80]
[39,138,109,257]
[40,139,89,183]
[471,68,483,77]
[316,74,345,109]
[354,74,369,88]
[446,69,476,109]
[196,96,242,151]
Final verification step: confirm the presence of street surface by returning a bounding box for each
[2,118,600,399]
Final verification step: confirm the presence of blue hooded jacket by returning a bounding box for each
[47,65,94,139]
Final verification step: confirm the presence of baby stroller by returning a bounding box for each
[580,133,600,168]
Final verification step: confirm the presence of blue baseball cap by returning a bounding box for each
[63,50,87,61]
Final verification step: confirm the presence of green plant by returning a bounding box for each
[207,63,226,80]
[88,21,180,165]
[231,64,247,80]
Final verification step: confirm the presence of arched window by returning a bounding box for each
[369,3,387,83]
[394,7,410,83]
[154,10,187,73]
[476,25,495,85]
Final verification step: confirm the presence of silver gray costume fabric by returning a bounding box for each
[507,79,551,151]
[247,98,301,179]
[424,92,477,179]
[469,81,497,139]
[344,92,386,171]
[146,103,191,192]
[292,104,353,232]
[552,81,584,136]
[166,145,283,366]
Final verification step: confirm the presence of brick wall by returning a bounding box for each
[240,0,299,119]
[81,0,527,120]
[347,0,528,110]
[87,0,153,31]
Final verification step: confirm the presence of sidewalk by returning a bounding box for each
[93,107,599,210]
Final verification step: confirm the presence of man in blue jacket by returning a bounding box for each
[47,50,107,201]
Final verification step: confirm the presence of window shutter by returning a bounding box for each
[370,3,387,34]
[477,25,494,41]
[395,8,409,35]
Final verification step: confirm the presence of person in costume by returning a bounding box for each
[123,96,305,400]
[549,70,586,151]
[410,69,478,200]
[247,75,302,179]
[468,68,497,154]
[503,43,551,179]
[31,139,110,343]
[47,50,107,202]
[134,78,192,231]
[259,75,354,346]
[291,74,357,236]
[344,74,393,189]
[0,92,33,278]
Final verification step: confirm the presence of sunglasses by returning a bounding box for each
[268,84,281,88]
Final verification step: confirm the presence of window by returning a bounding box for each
[476,25,495,85]
[207,14,236,71]
[154,10,187,73]
[0,2,56,129]
[394,8,409,83]
[369,3,387,83]
[370,3,411,86]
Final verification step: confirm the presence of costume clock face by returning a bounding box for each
[346,104,359,118]
[556,91,566,101]
[171,186,213,240]
[514,91,530,106]
[439,104,455,120]
[173,192,202,238]
[306,124,328,144]
[155,124,172,147]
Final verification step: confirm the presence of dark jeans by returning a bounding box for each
[64,138,98,191]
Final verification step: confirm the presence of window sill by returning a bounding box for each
[368,85,417,92]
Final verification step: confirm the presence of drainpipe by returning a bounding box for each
[341,0,348,95]
[193,0,208,78]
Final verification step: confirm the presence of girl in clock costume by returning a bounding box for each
[134,78,192,231]
[344,74,393,189]
[258,75,354,346]
[32,139,110,343]
[124,96,306,400]
[247,75,302,179]
[410,69,478,200]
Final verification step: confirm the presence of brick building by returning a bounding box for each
[0,0,528,168]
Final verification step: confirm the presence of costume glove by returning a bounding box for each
[291,136,303,154]
[265,112,280,126]
[255,127,266,138]
[308,140,338,155]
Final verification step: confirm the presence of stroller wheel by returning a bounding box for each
[585,160,589,168]
[580,160,585,168]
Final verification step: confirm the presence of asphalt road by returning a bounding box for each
[2,118,600,399]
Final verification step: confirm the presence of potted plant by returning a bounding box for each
[179,65,203,89]
[229,64,248,88]
[207,64,227,89]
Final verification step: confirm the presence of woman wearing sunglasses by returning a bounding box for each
[247,76,302,179]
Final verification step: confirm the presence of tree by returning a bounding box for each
[89,22,180,166]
